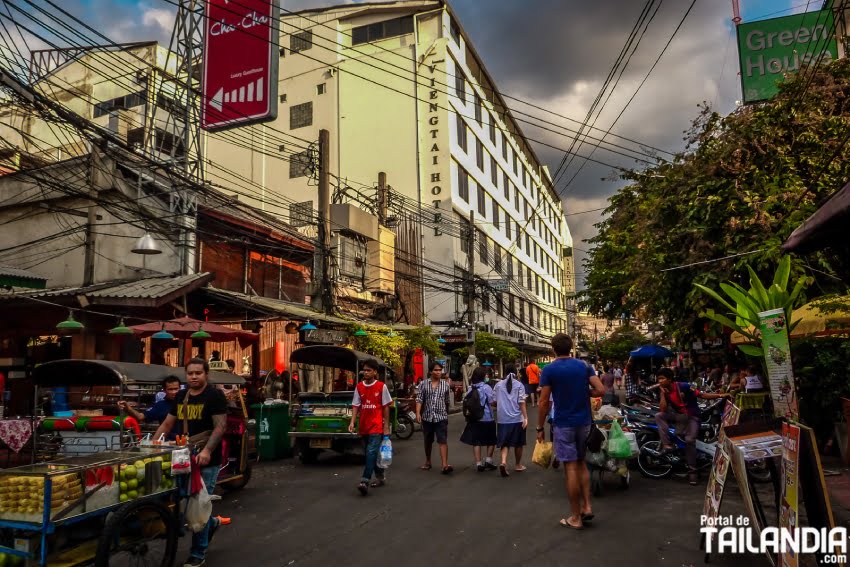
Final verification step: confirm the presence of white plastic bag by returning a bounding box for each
[377,436,393,469]
[185,477,213,533]
[597,405,621,420]
[171,448,191,476]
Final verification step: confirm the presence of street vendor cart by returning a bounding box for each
[0,355,188,566]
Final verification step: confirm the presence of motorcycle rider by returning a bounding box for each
[655,368,731,485]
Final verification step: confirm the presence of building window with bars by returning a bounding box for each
[455,70,466,102]
[458,165,469,202]
[477,185,486,216]
[290,101,313,129]
[291,31,312,53]
[289,150,312,178]
[456,113,467,152]
[289,200,313,227]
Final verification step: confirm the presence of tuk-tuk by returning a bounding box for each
[288,346,407,463]
[32,359,252,491]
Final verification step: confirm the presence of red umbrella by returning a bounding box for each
[130,316,259,349]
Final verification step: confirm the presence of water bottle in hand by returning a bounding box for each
[378,436,393,468]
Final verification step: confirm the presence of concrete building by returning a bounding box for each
[205,0,576,343]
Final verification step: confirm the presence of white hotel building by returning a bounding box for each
[206,0,576,344]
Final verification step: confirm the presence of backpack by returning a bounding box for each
[463,385,485,422]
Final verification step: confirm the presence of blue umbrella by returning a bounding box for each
[629,344,674,359]
[482,361,493,367]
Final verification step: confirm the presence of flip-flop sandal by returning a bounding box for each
[499,464,509,477]
[441,465,453,474]
[420,463,432,470]
[581,513,594,523]
[559,518,583,530]
[514,466,527,472]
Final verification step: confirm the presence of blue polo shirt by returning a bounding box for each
[143,399,172,424]
[540,358,595,428]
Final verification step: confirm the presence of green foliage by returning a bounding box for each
[596,326,646,363]
[454,332,521,362]
[694,256,810,358]
[347,325,409,368]
[582,59,850,342]
[402,326,443,358]
[793,337,850,442]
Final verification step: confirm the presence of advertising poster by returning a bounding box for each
[717,402,741,447]
[758,308,799,420]
[728,436,776,567]
[703,444,731,522]
[780,423,801,567]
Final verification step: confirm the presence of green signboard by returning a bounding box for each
[737,10,839,103]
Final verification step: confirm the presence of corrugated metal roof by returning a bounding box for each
[85,273,211,300]
[0,265,47,281]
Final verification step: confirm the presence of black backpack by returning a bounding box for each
[463,385,485,422]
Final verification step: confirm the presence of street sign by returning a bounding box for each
[736,10,838,104]
[488,279,509,291]
[201,0,280,131]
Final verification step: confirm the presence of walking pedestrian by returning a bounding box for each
[525,360,540,406]
[460,366,497,471]
[537,334,605,530]
[600,365,617,406]
[348,359,392,495]
[493,365,528,476]
[415,362,453,474]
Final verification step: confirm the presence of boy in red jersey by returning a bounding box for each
[348,359,392,495]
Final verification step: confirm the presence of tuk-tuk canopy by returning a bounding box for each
[32,360,245,388]
[289,346,387,373]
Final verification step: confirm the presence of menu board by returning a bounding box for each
[758,308,799,420]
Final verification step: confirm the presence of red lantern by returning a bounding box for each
[274,341,286,375]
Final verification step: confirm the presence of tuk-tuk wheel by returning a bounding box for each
[94,498,177,567]
[220,461,252,491]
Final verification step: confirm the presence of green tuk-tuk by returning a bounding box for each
[287,346,410,463]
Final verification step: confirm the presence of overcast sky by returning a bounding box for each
[11,0,814,286]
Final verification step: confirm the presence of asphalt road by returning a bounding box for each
[183,411,761,567]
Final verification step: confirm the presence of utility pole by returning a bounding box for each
[83,145,100,286]
[377,171,387,226]
[466,210,476,356]
[318,129,333,315]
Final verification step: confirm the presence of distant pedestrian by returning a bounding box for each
[538,334,605,530]
[600,366,617,406]
[415,362,453,474]
[348,359,392,495]
[493,365,528,477]
[460,366,497,471]
[525,360,540,406]
[623,359,639,404]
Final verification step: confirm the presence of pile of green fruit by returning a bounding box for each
[0,552,26,566]
[118,453,173,503]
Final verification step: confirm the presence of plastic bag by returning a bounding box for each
[586,451,607,467]
[532,440,554,468]
[378,436,393,469]
[607,421,632,459]
[597,405,621,420]
[185,477,213,533]
[171,448,191,475]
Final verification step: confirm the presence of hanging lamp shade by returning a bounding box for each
[109,318,133,335]
[299,320,317,331]
[354,328,368,337]
[151,323,174,340]
[56,311,84,332]
[131,232,162,255]
[190,325,211,340]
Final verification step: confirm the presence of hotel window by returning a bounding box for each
[489,114,496,143]
[494,245,502,272]
[455,71,466,102]
[460,216,471,254]
[478,230,489,264]
[316,83,326,95]
[503,172,510,200]
[527,267,532,290]
[496,292,504,316]
[501,133,507,160]
[505,215,511,239]
[492,200,500,229]
[456,113,467,152]
[476,139,484,171]
[535,276,540,296]
[491,156,498,187]
[513,152,518,175]
[522,168,527,189]
[509,295,515,317]
[475,94,482,124]
[457,165,469,202]
[519,300,525,323]
[514,184,519,211]
[290,102,313,129]
[352,15,414,45]
[525,234,530,254]
[290,31,312,53]
[450,18,461,45]
[477,185,486,216]
[507,255,513,277]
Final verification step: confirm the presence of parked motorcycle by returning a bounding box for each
[394,399,416,440]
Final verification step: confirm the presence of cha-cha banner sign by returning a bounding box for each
[737,10,838,104]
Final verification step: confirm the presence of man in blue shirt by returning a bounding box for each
[537,334,605,530]
[119,375,181,427]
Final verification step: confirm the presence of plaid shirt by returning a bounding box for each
[416,378,451,422]
[625,373,639,398]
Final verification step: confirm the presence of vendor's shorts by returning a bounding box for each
[423,419,448,444]
[553,424,591,463]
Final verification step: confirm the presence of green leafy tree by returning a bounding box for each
[694,255,810,358]
[347,325,409,368]
[455,332,520,363]
[582,59,850,342]
[402,326,443,358]
[596,326,646,363]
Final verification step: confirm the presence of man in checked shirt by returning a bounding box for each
[415,362,454,474]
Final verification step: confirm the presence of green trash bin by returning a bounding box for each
[252,402,292,460]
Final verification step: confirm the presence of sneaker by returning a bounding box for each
[477,463,485,472]
[357,482,368,495]
[184,557,205,567]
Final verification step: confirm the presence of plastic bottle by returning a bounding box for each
[378,435,393,468]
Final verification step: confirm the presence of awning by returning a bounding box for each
[129,316,258,348]
[783,181,850,253]
[0,265,47,289]
[0,273,214,307]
